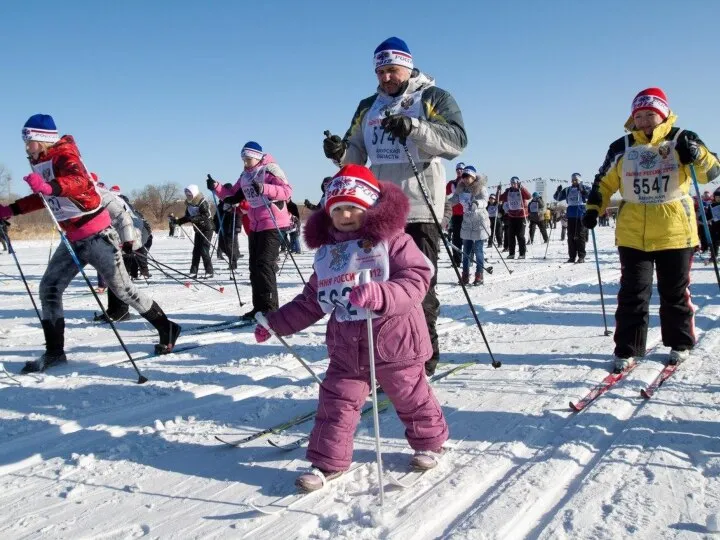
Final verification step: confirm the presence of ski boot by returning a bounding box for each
[142,302,182,354]
[21,319,67,373]
[295,467,344,492]
[613,355,636,373]
[410,448,447,470]
[460,271,469,285]
[668,349,690,365]
[473,272,484,286]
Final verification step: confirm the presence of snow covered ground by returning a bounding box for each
[0,225,719,539]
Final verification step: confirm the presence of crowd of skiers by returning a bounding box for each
[0,35,718,493]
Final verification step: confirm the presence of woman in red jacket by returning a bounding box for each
[0,114,180,373]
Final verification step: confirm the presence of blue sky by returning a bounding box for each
[1,0,719,203]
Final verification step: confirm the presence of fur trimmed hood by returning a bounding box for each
[303,180,409,248]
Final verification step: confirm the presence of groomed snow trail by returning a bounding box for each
[0,226,718,539]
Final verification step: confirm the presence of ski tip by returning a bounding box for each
[219,287,225,293]
[184,282,191,288]
[640,389,651,399]
[569,401,582,412]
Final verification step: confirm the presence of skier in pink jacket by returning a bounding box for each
[254,164,449,492]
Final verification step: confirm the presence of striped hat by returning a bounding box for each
[325,164,381,214]
[374,37,413,71]
[462,165,477,178]
[241,141,264,161]
[631,88,670,120]
[22,114,60,144]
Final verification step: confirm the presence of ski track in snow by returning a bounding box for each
[0,228,718,539]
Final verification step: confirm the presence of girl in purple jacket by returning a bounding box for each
[254,164,449,492]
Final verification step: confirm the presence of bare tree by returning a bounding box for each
[0,164,12,203]
[130,182,181,223]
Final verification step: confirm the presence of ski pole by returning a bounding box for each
[178,225,195,246]
[479,217,512,274]
[205,178,244,306]
[689,164,720,292]
[228,208,244,306]
[359,269,385,506]
[447,241,493,274]
[258,194,307,285]
[37,196,148,384]
[141,251,225,293]
[399,138,500,368]
[543,216,555,259]
[143,257,199,291]
[590,228,612,336]
[0,227,42,323]
[48,227,55,264]
[254,313,322,384]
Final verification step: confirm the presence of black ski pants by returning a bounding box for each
[614,247,695,359]
[405,222,440,376]
[249,228,281,313]
[488,217,503,247]
[449,215,463,266]
[529,219,548,243]
[567,218,588,260]
[507,218,526,257]
[191,229,214,274]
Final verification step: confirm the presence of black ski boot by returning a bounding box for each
[141,302,182,355]
[21,319,67,373]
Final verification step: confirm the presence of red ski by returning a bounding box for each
[640,363,678,399]
[569,363,638,412]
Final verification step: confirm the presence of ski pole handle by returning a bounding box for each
[255,312,274,334]
[323,130,331,139]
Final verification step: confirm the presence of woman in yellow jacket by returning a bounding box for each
[584,87,719,372]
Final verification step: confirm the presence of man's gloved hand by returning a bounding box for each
[24,173,53,195]
[206,175,218,191]
[323,133,346,162]
[121,241,134,254]
[381,114,413,140]
[254,324,271,343]
[555,185,563,194]
[582,209,598,229]
[348,281,384,311]
[0,205,13,220]
[676,135,702,165]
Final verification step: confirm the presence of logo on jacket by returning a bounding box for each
[400,96,414,109]
[657,143,672,159]
[329,242,351,271]
[639,151,658,170]
[316,245,327,262]
[357,239,374,253]
[627,150,639,160]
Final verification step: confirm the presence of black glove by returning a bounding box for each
[555,185,563,193]
[675,134,702,165]
[582,210,598,229]
[251,180,263,195]
[323,134,346,161]
[381,114,413,140]
[121,241,134,255]
[206,174,218,191]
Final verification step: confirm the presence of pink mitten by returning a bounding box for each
[0,205,13,220]
[254,325,272,343]
[349,281,384,311]
[24,173,53,195]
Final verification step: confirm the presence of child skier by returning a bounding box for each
[254,164,449,491]
[0,114,180,372]
[444,165,490,285]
